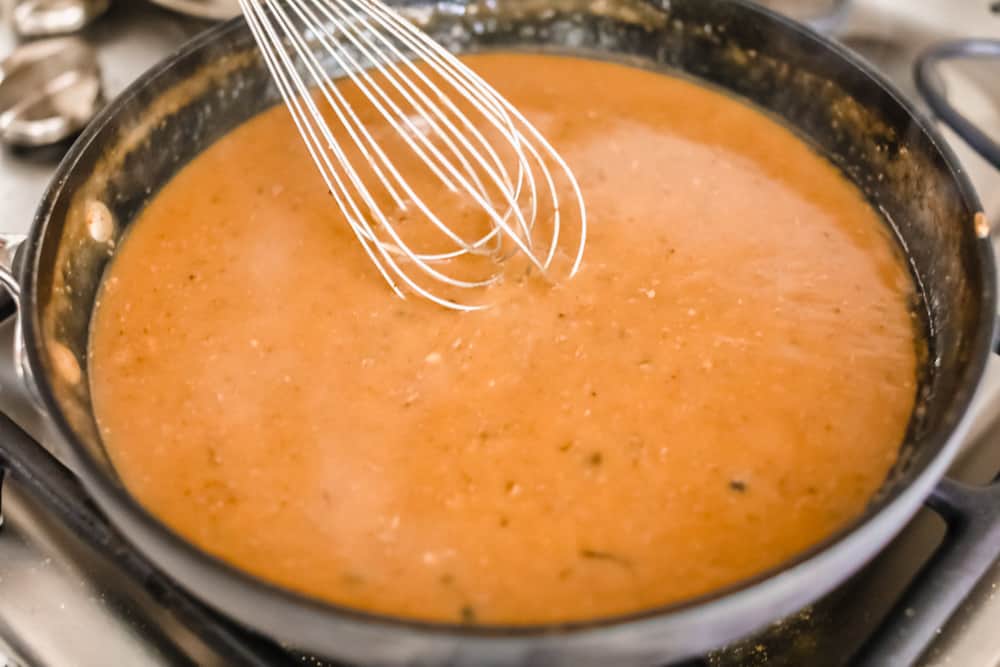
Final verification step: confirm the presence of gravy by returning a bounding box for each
[90,54,918,624]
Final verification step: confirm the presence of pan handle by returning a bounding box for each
[914,39,1000,170]
[852,476,1000,666]
[0,234,37,398]
[0,233,25,314]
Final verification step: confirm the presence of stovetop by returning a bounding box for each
[0,1,999,666]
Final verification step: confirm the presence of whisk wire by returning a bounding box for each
[288,0,542,267]
[282,0,517,257]
[246,0,493,306]
[247,0,509,309]
[241,0,409,300]
[238,0,587,310]
[272,1,508,291]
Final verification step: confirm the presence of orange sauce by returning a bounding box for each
[89,54,918,624]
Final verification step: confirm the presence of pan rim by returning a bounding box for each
[18,0,1000,655]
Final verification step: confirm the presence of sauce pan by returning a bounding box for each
[0,1,996,665]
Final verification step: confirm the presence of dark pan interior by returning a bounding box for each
[24,0,993,620]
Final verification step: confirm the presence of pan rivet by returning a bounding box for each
[86,200,114,244]
[50,343,81,386]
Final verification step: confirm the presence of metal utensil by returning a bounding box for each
[12,0,110,37]
[0,37,103,147]
[147,0,238,20]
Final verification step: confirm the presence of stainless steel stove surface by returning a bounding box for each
[0,1,999,666]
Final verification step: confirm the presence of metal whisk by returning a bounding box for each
[238,0,587,310]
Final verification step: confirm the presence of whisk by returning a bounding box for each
[238,0,587,310]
